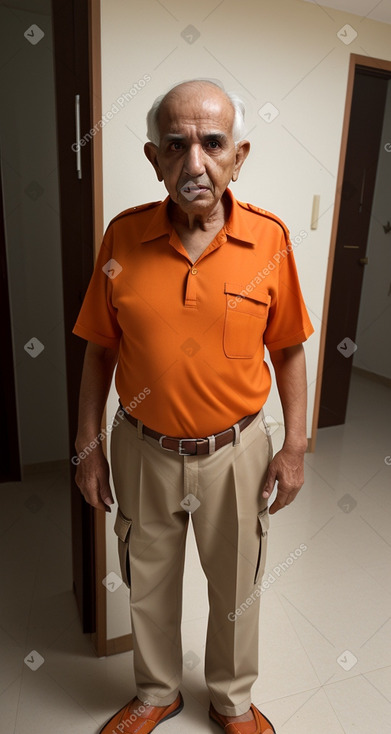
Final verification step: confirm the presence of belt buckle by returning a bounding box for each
[178,438,197,456]
[158,436,196,455]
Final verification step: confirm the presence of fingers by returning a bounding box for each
[98,476,114,510]
[77,477,110,512]
[75,453,114,512]
[90,483,114,513]
[102,493,114,508]
[268,492,288,515]
[262,447,305,513]
[83,484,113,513]
[269,485,301,515]
[262,464,277,499]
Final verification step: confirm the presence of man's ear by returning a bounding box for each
[144,142,163,182]
[231,140,250,182]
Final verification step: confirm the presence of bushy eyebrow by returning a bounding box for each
[162,132,228,144]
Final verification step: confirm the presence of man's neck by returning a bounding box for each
[169,194,230,232]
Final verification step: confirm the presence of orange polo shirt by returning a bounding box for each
[73,188,313,437]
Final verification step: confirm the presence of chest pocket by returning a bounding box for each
[223,282,271,359]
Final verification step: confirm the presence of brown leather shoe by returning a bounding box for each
[99,692,183,733]
[209,702,276,734]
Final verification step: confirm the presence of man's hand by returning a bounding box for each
[265,343,309,514]
[75,444,114,512]
[262,446,305,514]
[74,341,119,512]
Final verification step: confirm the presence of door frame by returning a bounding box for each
[88,0,132,656]
[88,0,106,657]
[310,53,391,452]
[52,0,102,637]
[53,0,131,655]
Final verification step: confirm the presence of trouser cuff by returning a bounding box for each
[136,688,180,707]
[209,694,252,716]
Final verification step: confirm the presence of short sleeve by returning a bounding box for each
[72,226,122,348]
[264,232,314,351]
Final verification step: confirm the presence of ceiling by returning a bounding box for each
[301,0,391,25]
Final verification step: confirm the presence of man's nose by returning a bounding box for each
[183,144,206,177]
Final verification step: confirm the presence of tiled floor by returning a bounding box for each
[1,372,390,733]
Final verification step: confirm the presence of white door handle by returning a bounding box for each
[75,94,82,179]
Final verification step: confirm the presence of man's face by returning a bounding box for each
[144,84,249,215]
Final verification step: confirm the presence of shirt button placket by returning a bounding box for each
[184,266,198,307]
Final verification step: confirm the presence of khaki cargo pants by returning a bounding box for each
[110,409,272,717]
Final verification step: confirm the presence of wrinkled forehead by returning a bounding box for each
[157,87,235,137]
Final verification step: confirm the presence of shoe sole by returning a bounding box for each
[99,692,184,733]
[155,694,184,727]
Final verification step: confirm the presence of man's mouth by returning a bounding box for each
[183,185,208,192]
[180,182,210,200]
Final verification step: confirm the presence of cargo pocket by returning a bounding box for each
[114,508,132,589]
[223,283,271,358]
[254,507,270,584]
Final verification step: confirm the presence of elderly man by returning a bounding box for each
[74,79,313,734]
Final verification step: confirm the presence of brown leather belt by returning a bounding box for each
[120,407,259,456]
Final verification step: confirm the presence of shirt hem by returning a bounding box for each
[72,324,121,349]
[265,324,314,352]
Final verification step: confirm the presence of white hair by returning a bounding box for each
[146,79,246,146]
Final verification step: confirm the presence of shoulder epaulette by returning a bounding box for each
[109,201,162,226]
[237,200,290,238]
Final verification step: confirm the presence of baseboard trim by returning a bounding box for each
[352,366,391,388]
[22,459,69,478]
[105,633,133,656]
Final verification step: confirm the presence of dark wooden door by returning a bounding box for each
[318,69,389,428]
[0,162,21,482]
[52,0,96,632]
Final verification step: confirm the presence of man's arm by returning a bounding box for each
[74,341,119,512]
[262,343,308,514]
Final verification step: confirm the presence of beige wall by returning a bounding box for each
[100,0,391,640]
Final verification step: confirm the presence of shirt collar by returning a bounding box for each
[223,188,257,247]
[140,187,257,247]
[140,196,172,243]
